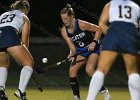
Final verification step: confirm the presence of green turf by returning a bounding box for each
[6,86,130,100]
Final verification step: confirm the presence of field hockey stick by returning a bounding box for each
[12,58,43,92]
[31,75,43,92]
[9,62,43,92]
[36,49,88,74]
[14,64,43,92]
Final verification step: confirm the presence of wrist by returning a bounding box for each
[92,40,97,43]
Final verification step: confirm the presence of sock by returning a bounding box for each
[86,71,104,100]
[100,86,106,92]
[128,73,140,100]
[0,67,8,89]
[19,66,33,93]
[69,77,80,98]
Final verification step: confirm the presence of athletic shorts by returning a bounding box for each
[102,21,139,54]
[76,41,101,57]
[0,26,20,51]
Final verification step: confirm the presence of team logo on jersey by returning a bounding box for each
[71,32,85,41]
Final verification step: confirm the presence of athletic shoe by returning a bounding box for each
[72,95,80,100]
[101,88,111,100]
[14,89,27,100]
[0,86,8,100]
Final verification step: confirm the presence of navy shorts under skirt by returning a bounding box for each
[102,21,140,54]
[0,26,20,51]
[76,41,101,57]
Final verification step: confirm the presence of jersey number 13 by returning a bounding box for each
[119,5,132,19]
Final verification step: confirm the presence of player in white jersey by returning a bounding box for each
[0,10,26,32]
[87,0,140,100]
[109,0,140,26]
[0,0,34,100]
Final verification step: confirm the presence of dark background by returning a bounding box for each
[0,0,140,87]
[1,0,139,37]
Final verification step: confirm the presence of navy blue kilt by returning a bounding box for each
[0,26,20,51]
[102,21,139,54]
[76,41,101,57]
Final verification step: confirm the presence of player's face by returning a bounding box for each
[61,13,73,27]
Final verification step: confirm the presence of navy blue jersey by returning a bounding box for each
[65,19,94,48]
[65,19,101,57]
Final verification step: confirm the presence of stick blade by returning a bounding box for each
[38,86,43,92]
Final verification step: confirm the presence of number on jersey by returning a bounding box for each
[119,5,132,19]
[0,14,16,24]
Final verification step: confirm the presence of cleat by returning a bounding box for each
[101,88,111,100]
[72,95,80,100]
[14,89,27,100]
[0,86,8,100]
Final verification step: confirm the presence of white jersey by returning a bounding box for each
[109,0,140,26]
[0,10,27,32]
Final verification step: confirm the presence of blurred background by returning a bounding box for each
[0,0,140,89]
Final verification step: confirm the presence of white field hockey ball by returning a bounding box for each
[42,58,48,63]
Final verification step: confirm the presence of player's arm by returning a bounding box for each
[79,20,102,51]
[79,20,102,41]
[21,15,30,48]
[98,3,110,35]
[138,18,140,37]
[61,26,76,57]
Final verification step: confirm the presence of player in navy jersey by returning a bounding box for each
[0,0,34,100]
[60,4,111,100]
[86,0,140,100]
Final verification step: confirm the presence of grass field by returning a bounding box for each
[6,86,130,100]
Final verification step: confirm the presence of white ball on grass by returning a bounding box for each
[42,58,48,63]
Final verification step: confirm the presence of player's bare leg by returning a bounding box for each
[69,55,86,100]
[7,46,34,100]
[87,51,118,100]
[86,53,111,100]
[123,53,140,100]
